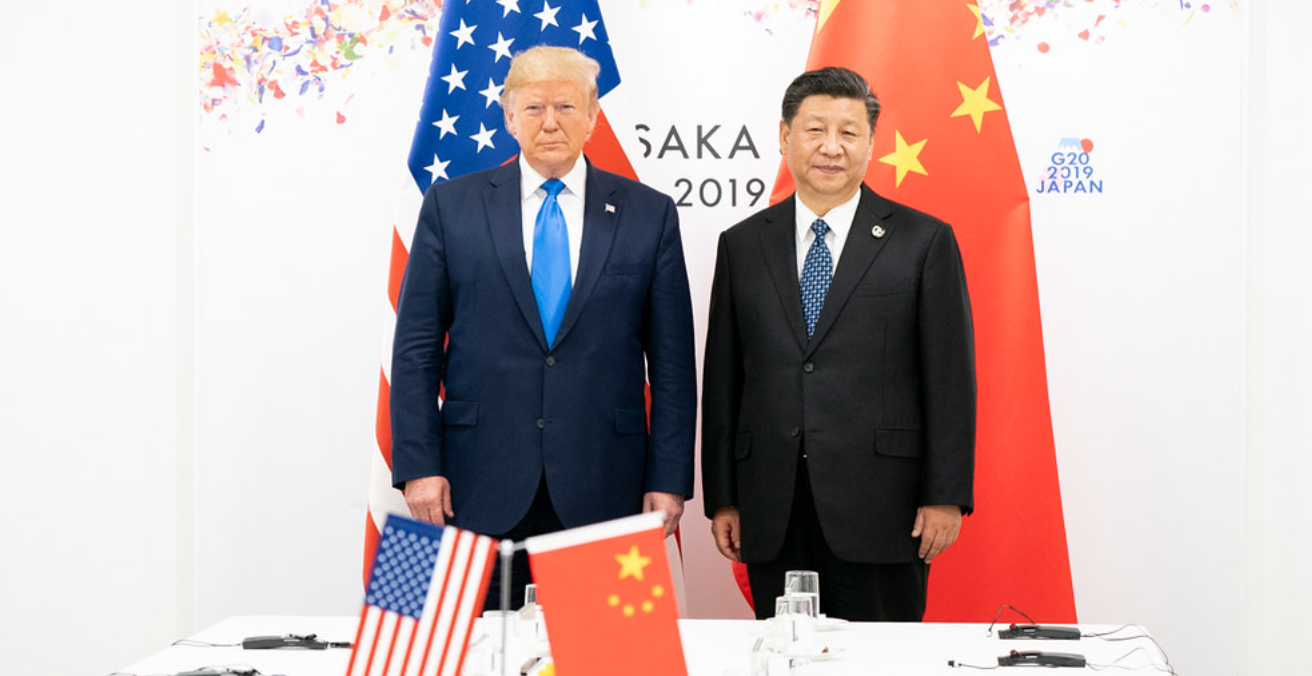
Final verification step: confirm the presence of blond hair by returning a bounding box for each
[500,45,601,110]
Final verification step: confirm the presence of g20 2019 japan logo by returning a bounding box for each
[1035,138,1102,195]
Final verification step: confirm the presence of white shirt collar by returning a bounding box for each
[795,189,861,248]
[519,154,587,202]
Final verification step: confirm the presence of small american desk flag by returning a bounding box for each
[347,515,497,676]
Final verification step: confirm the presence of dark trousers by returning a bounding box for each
[746,456,930,622]
[481,475,564,612]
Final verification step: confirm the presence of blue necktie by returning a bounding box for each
[800,218,832,340]
[531,178,571,346]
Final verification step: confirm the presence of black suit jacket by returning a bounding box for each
[391,158,697,536]
[701,185,975,564]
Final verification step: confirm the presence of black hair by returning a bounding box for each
[781,67,881,132]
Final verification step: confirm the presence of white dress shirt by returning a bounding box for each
[520,155,587,284]
[794,189,861,278]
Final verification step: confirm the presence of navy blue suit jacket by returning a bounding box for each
[390,158,697,536]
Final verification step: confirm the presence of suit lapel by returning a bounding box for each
[552,160,617,348]
[806,185,894,354]
[485,162,550,350]
[759,196,810,350]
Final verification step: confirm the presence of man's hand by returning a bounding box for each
[643,492,685,538]
[912,504,962,564]
[405,476,454,526]
[710,507,743,562]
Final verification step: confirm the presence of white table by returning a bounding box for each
[112,615,1168,675]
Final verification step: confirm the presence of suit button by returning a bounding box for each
[546,356,556,367]
[790,427,800,438]
[536,418,545,429]
[803,362,815,373]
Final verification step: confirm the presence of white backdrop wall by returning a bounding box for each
[0,1,193,674]
[1245,0,1312,673]
[2,2,1312,676]
[1002,10,1245,675]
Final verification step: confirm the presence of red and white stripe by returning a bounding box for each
[346,526,498,676]
[364,179,424,582]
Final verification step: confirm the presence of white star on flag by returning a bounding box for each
[573,14,598,44]
[450,19,478,48]
[432,109,459,139]
[479,79,505,108]
[534,1,561,30]
[399,0,623,189]
[496,0,521,17]
[471,123,497,153]
[441,64,468,93]
[489,32,515,62]
[424,155,450,183]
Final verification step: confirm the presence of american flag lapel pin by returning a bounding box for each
[605,203,616,213]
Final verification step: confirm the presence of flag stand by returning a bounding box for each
[499,539,514,676]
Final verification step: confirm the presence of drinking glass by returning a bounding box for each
[774,594,812,618]
[783,570,820,617]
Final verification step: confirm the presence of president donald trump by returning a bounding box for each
[390,46,697,609]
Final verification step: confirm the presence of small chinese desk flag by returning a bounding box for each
[526,512,687,676]
[346,515,497,676]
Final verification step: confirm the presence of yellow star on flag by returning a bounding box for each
[615,545,651,581]
[878,131,929,187]
[967,3,985,40]
[951,77,1003,133]
[816,0,843,32]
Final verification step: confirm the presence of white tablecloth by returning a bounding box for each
[113,615,1166,675]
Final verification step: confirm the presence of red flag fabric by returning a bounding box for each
[764,0,1077,622]
[525,513,687,676]
[347,516,497,676]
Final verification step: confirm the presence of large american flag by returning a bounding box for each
[364,0,632,578]
[406,0,622,189]
[346,515,498,676]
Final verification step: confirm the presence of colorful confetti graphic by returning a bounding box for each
[198,0,823,135]
[199,0,442,133]
[198,0,1238,135]
[738,0,820,33]
[978,0,1240,51]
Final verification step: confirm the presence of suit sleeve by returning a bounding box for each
[389,186,451,489]
[701,231,744,517]
[641,195,698,498]
[917,223,977,513]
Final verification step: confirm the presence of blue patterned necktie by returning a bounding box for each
[531,178,570,346]
[800,218,833,340]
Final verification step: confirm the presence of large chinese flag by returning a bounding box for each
[769,0,1078,622]
[526,513,687,676]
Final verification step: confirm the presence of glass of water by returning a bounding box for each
[783,570,820,617]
